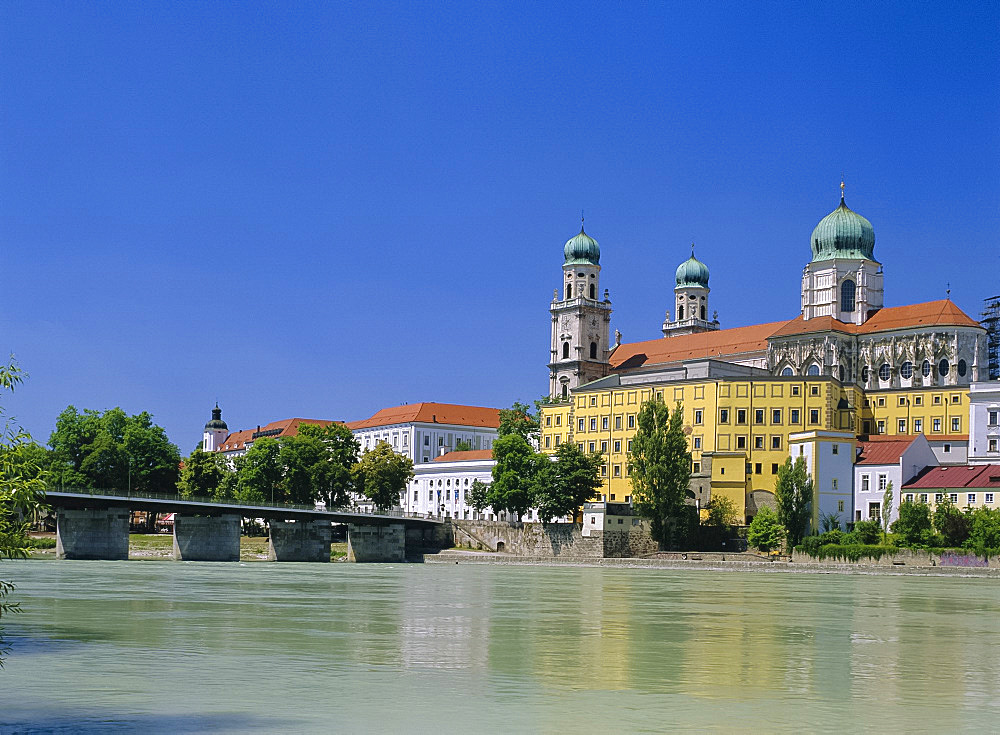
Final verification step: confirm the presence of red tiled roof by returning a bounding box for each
[903,465,1000,490]
[433,450,494,462]
[346,402,501,430]
[766,300,980,340]
[610,321,787,371]
[856,438,917,465]
[217,418,338,452]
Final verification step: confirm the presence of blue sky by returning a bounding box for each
[2,1,998,452]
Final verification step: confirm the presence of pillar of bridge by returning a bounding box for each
[347,522,406,562]
[172,514,240,561]
[56,507,130,560]
[268,519,332,562]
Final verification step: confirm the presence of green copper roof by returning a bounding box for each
[205,404,228,431]
[564,226,600,266]
[810,196,877,262]
[675,249,709,288]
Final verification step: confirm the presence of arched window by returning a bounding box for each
[838,365,846,381]
[589,284,596,299]
[701,305,706,319]
[921,360,931,377]
[841,280,856,312]
[862,366,870,383]
[958,359,967,377]
[900,361,913,379]
[561,384,568,398]
[562,342,570,359]
[939,359,950,377]
[781,367,793,376]
[590,342,598,359]
[565,284,572,299]
[807,364,820,376]
[879,364,891,381]
[678,305,684,319]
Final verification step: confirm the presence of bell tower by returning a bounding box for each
[548,219,612,398]
[203,403,229,452]
[663,246,719,337]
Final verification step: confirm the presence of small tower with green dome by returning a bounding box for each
[549,218,612,398]
[801,183,884,325]
[662,246,719,338]
[202,403,229,452]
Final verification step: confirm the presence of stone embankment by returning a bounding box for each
[450,519,657,558]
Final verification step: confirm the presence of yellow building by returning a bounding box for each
[541,190,986,526]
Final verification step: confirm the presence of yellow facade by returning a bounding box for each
[540,376,970,522]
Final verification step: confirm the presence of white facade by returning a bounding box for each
[352,422,497,464]
[853,435,938,525]
[926,436,969,466]
[789,430,855,531]
[801,258,883,325]
[969,381,1000,465]
[581,501,649,537]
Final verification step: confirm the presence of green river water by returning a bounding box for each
[2,560,999,733]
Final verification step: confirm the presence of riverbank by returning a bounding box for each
[423,549,1000,577]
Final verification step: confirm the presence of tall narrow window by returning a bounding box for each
[701,305,706,319]
[562,342,570,359]
[678,305,684,319]
[841,279,856,312]
[565,284,572,299]
[589,284,596,299]
[590,342,598,359]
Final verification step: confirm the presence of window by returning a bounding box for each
[922,360,931,377]
[986,493,994,504]
[754,409,765,424]
[562,342,570,359]
[878,474,887,492]
[914,396,922,406]
[933,395,942,405]
[877,420,885,433]
[545,416,552,427]
[862,366,870,383]
[782,367,794,376]
[578,443,584,450]
[613,440,621,453]
[627,440,632,452]
[627,415,635,429]
[772,409,782,424]
[588,442,596,453]
[578,418,585,431]
[861,475,870,492]
[807,364,820,376]
[771,463,779,474]
[692,462,701,473]
[920,494,928,503]
[790,409,800,424]
[590,342,598,359]
[545,436,551,448]
[694,409,703,425]
[939,358,949,377]
[555,415,561,426]
[879,364,891,381]
[601,464,607,477]
[914,419,923,433]
[958,359,967,377]
[591,395,598,406]
[933,418,942,432]
[811,386,820,396]
[949,493,958,503]
[899,397,907,406]
[990,439,999,453]
[754,435,765,449]
[771,436,781,450]
[989,410,999,426]
[792,385,800,396]
[832,478,838,490]
[944,444,951,453]
[693,437,702,449]
[877,397,885,407]
[838,500,845,513]
[841,279,856,312]
[424,436,430,446]
[736,435,746,449]
[601,441,608,453]
[719,409,730,423]
[810,409,820,425]
[952,394,960,404]
[952,417,961,432]
[900,361,913,379]
[754,463,762,475]
[614,415,621,430]
[905,494,913,503]
[613,464,621,477]
[968,493,976,505]
[736,409,747,424]
[898,419,907,433]
[590,284,596,299]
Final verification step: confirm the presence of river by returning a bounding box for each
[2,560,999,733]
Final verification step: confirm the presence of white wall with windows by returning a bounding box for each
[352,422,498,464]
[969,382,1000,465]
[853,435,937,525]
[789,430,855,531]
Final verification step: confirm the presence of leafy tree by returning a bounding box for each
[535,442,602,523]
[468,479,489,513]
[628,399,691,549]
[748,506,785,553]
[498,401,539,442]
[488,434,539,518]
[453,439,474,452]
[851,519,882,545]
[891,500,935,547]
[296,423,360,509]
[705,496,739,528]
[933,496,973,547]
[233,437,282,505]
[178,449,229,498]
[966,506,1000,552]
[1,358,48,666]
[881,481,894,542]
[774,456,813,547]
[353,441,414,511]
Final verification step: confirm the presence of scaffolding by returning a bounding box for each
[983,295,1000,381]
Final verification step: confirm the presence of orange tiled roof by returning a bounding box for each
[609,321,788,371]
[217,418,338,452]
[772,300,980,339]
[856,438,917,465]
[346,403,501,430]
[433,450,494,462]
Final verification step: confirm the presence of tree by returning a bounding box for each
[178,449,229,498]
[881,481,894,542]
[891,499,935,547]
[967,506,1000,552]
[488,434,539,518]
[628,399,691,549]
[353,441,414,511]
[498,401,539,442]
[1,358,48,666]
[934,496,973,548]
[453,439,474,452]
[296,423,360,509]
[747,506,785,553]
[233,437,282,505]
[535,442,602,523]
[774,456,813,548]
[706,496,739,528]
[468,479,489,513]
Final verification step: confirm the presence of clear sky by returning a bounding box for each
[2,1,998,452]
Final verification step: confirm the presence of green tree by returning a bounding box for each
[891,499,935,546]
[353,441,414,511]
[178,449,229,498]
[535,442,602,523]
[468,479,489,513]
[881,481,894,542]
[488,434,539,518]
[706,496,739,528]
[233,437,282,505]
[747,506,785,553]
[933,496,973,547]
[628,399,691,549]
[774,456,813,547]
[498,401,539,442]
[453,439,474,452]
[1,359,49,666]
[296,423,360,509]
[966,506,1000,552]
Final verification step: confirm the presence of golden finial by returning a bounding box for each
[840,177,845,201]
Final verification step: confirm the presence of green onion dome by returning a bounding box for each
[810,195,876,262]
[564,225,600,266]
[675,250,709,288]
[205,404,228,431]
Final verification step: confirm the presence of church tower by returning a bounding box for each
[662,246,719,337]
[801,184,883,325]
[549,219,612,398]
[203,403,229,452]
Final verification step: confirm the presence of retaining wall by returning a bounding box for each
[790,548,995,568]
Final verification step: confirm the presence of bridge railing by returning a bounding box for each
[44,486,432,520]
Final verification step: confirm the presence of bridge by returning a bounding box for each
[47,487,450,563]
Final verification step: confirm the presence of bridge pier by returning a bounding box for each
[56,507,130,560]
[268,520,331,562]
[173,514,240,561]
[347,522,406,562]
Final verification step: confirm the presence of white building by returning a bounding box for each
[852,435,938,524]
[788,430,855,531]
[581,501,650,537]
[346,402,501,464]
[969,381,1000,465]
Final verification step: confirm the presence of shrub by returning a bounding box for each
[891,500,936,547]
[853,520,882,545]
[934,498,973,547]
[748,507,785,553]
[967,506,1000,553]
[25,537,56,549]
